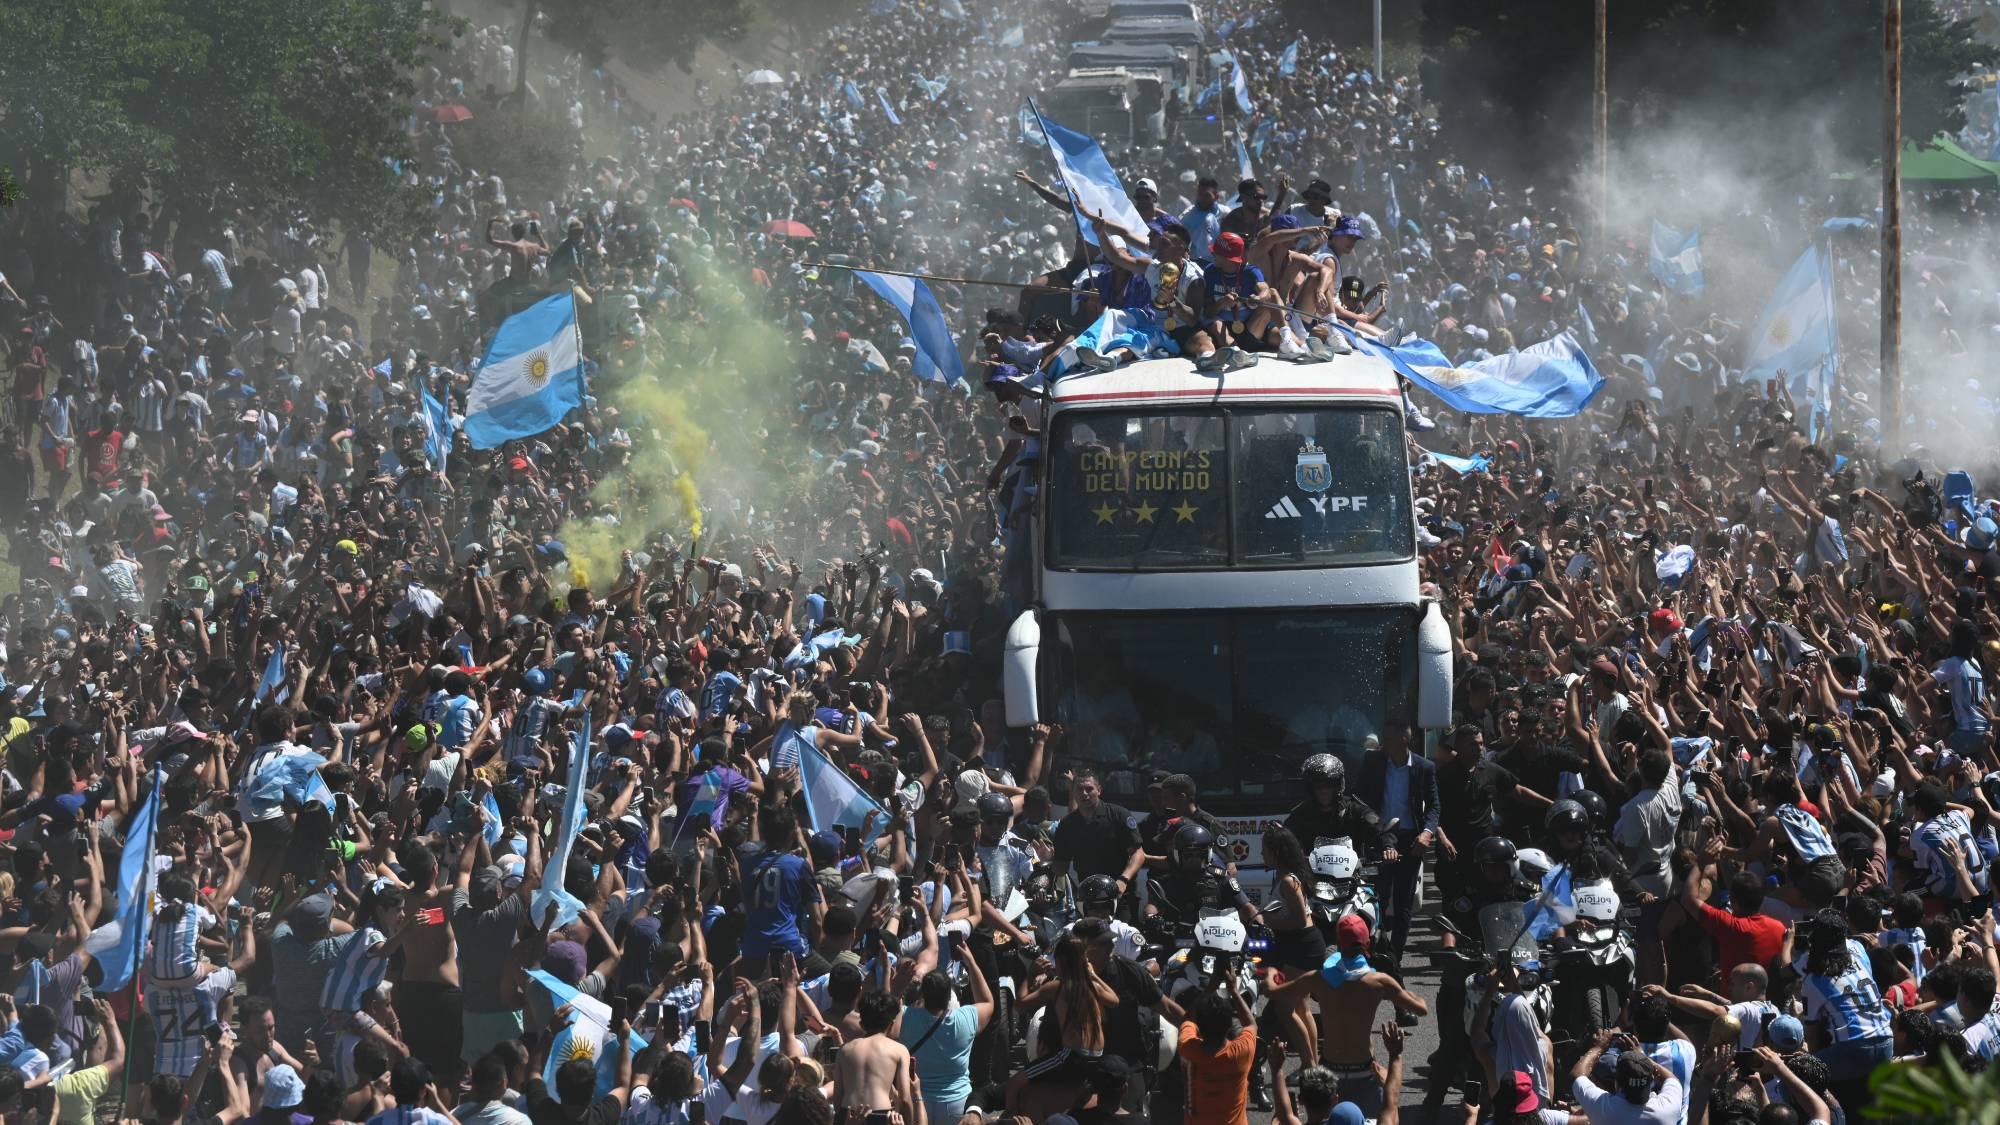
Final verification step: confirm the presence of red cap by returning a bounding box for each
[1211,233,1247,264]
[833,331,852,346]
[1648,607,1682,633]
[1501,1072,1540,1116]
[509,456,531,472]
[1334,913,1370,951]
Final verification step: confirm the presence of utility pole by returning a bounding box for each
[1594,0,1609,245]
[1373,0,1384,82]
[1882,0,1904,445]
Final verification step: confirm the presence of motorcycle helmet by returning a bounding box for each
[1571,789,1611,831]
[1079,874,1121,907]
[1173,823,1215,868]
[1302,753,1346,796]
[976,792,1014,822]
[1545,799,1590,840]
[1515,847,1554,884]
[1473,835,1518,870]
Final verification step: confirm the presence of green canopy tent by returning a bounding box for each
[1898,135,2000,184]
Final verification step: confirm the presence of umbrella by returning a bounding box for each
[745,69,784,87]
[764,219,817,239]
[432,104,473,124]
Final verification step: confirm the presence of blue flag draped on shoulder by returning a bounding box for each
[532,711,592,930]
[240,749,330,813]
[530,970,648,1097]
[800,746,891,839]
[1363,329,1604,417]
[1648,221,1705,295]
[464,292,585,449]
[85,770,162,993]
[1741,245,1835,409]
[1031,106,1149,252]
[1278,39,1301,76]
[854,272,965,383]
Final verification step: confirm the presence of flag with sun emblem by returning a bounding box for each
[1741,244,1834,410]
[464,291,586,449]
[529,969,649,1098]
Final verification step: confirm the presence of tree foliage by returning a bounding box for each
[0,0,459,240]
[1419,0,1999,184]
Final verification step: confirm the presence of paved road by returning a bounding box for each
[1248,881,1458,1125]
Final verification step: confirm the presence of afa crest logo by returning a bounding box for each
[1295,439,1331,493]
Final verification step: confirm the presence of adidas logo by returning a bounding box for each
[1264,497,1302,520]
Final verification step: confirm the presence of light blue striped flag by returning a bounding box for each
[800,746,890,840]
[421,381,451,476]
[854,272,964,383]
[87,770,162,993]
[532,711,592,929]
[304,769,336,810]
[1647,221,1705,296]
[1031,106,1149,252]
[1741,244,1835,412]
[876,89,902,126]
[1278,39,1301,76]
[463,292,586,449]
[255,642,287,705]
[530,969,648,1097]
[1526,865,1578,941]
[843,80,864,108]
[1234,135,1252,182]
[1349,327,1605,418]
[1423,449,1490,475]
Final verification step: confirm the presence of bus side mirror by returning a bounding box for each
[1417,600,1452,729]
[1003,611,1042,727]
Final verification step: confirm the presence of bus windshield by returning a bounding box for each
[1047,405,1411,569]
[1046,608,1416,813]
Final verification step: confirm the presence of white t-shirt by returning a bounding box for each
[1574,1074,1684,1125]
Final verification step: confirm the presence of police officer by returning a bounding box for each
[1543,795,1649,906]
[1144,824,1257,927]
[1428,836,1540,1111]
[1062,874,1144,960]
[1284,754,1398,860]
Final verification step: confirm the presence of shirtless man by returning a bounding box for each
[484,218,548,285]
[1247,215,1334,315]
[1266,915,1427,1119]
[833,991,918,1125]
[391,832,464,1088]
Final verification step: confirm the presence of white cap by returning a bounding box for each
[1134,177,1158,195]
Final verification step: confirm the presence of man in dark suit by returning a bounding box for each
[1356,719,1441,959]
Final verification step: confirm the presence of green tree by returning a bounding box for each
[1419,0,1998,185]
[0,0,458,242]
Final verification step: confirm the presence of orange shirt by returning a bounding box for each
[1178,1022,1257,1125]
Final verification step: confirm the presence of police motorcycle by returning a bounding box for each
[1515,848,1634,1071]
[1426,863,1557,1112]
[1306,834,1386,949]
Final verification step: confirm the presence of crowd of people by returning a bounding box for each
[1,2,1999,1125]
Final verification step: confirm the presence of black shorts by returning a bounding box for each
[1018,1047,1103,1085]
[1795,855,1848,907]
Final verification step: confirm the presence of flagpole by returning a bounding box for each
[1881,0,1904,446]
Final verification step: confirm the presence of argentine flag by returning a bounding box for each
[254,642,287,705]
[240,750,330,813]
[1422,448,1490,475]
[854,272,964,383]
[464,293,585,450]
[420,381,452,475]
[1278,39,1301,76]
[1030,106,1149,254]
[1741,244,1835,409]
[1526,864,1577,941]
[84,770,162,993]
[304,768,336,811]
[1000,23,1025,48]
[800,746,891,839]
[1648,221,1705,295]
[1381,330,1605,418]
[532,711,592,930]
[530,970,648,1097]
[876,89,902,126]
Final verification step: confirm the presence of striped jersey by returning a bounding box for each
[148,967,235,1077]
[148,901,214,983]
[1913,810,1990,898]
[1775,804,1834,862]
[1800,938,1892,1042]
[318,926,388,1013]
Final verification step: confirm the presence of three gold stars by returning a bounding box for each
[1089,499,1199,523]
